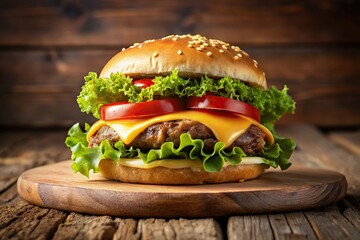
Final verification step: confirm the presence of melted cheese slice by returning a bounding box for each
[87,110,274,147]
[117,157,265,169]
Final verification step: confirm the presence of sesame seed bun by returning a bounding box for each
[99,158,266,185]
[100,34,267,89]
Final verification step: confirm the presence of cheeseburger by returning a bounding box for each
[65,34,296,184]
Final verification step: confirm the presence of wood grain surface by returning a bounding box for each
[1,1,359,46]
[2,125,360,239]
[17,160,347,218]
[0,1,359,128]
[1,48,359,127]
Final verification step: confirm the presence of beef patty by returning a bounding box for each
[89,120,266,155]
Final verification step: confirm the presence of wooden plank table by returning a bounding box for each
[1,124,359,239]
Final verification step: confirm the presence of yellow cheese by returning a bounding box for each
[117,156,265,169]
[87,110,274,147]
[119,158,203,169]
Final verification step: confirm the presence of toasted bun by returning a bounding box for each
[100,34,267,89]
[99,159,266,185]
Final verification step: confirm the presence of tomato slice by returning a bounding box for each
[187,95,260,122]
[101,98,185,120]
[132,79,154,89]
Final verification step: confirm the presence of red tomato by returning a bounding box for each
[100,98,185,120]
[187,95,260,122]
[132,79,154,89]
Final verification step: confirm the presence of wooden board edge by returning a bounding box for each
[17,173,44,207]
[33,175,347,218]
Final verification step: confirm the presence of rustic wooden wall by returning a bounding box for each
[0,1,359,128]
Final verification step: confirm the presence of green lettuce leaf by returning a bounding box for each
[65,123,294,177]
[65,123,121,177]
[77,72,139,118]
[137,133,246,172]
[77,70,295,126]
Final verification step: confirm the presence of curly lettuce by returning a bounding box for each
[65,123,293,177]
[77,72,138,118]
[77,70,295,126]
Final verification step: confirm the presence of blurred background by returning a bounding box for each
[0,0,359,129]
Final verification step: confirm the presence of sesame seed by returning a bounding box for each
[172,37,178,41]
[187,44,193,48]
[122,48,125,51]
[203,43,209,46]
[234,56,239,60]
[207,51,212,56]
[196,47,202,51]
[133,43,140,46]
[253,60,258,65]
[222,45,227,50]
[177,50,183,55]
[219,49,224,53]
[138,44,142,48]
[200,45,205,49]
[234,47,241,52]
[162,35,173,40]
[153,52,159,57]
[237,53,242,57]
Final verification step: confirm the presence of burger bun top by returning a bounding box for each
[100,34,267,89]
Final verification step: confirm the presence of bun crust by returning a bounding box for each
[100,34,267,89]
[99,159,266,185]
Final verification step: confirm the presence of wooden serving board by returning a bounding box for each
[17,161,347,218]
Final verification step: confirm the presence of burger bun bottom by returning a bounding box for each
[99,159,266,185]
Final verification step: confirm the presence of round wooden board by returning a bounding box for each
[17,160,347,217]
